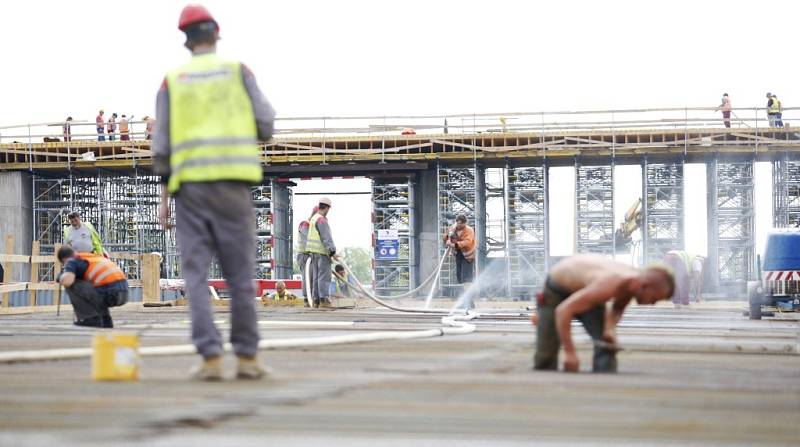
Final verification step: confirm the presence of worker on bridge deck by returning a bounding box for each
[56,245,128,328]
[767,92,782,128]
[107,113,117,141]
[96,110,105,141]
[153,3,276,381]
[119,114,131,141]
[444,214,476,293]
[306,197,338,308]
[716,93,732,128]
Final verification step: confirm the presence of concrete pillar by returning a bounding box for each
[271,180,293,279]
[0,172,33,281]
[474,164,487,276]
[705,158,719,292]
[416,167,440,293]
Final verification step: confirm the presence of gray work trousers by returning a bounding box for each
[65,280,110,321]
[297,252,311,297]
[310,253,332,301]
[534,281,617,373]
[175,182,259,359]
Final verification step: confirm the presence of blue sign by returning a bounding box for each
[376,239,399,260]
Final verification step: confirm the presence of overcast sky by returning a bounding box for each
[1,0,793,256]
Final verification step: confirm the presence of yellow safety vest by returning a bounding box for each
[306,213,328,255]
[768,98,781,114]
[166,53,262,193]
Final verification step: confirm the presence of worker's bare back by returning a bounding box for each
[549,254,639,298]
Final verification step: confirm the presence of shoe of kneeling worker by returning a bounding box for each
[74,316,104,328]
[236,356,271,380]
[191,356,223,381]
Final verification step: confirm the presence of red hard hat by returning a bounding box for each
[178,4,219,32]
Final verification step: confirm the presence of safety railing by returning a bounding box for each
[0,106,796,144]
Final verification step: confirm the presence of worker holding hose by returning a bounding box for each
[306,197,337,308]
[444,214,476,292]
[152,4,275,381]
[534,255,674,373]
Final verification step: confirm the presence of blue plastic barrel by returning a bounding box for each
[763,229,800,271]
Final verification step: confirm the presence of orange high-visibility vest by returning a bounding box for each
[77,253,126,287]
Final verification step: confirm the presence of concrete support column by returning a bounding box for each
[705,158,719,292]
[416,167,440,293]
[474,164,487,276]
[0,172,33,281]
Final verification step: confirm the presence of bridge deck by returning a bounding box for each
[1,127,799,173]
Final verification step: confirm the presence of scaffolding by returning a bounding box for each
[772,155,800,228]
[32,170,288,281]
[32,169,167,280]
[505,165,548,296]
[707,160,755,289]
[575,162,615,256]
[372,177,415,295]
[437,165,477,295]
[641,160,684,264]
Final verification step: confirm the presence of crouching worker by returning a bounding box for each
[534,254,674,373]
[261,281,300,304]
[57,246,129,328]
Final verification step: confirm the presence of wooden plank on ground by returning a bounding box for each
[2,235,14,307]
[30,241,39,306]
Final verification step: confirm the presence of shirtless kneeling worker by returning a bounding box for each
[534,254,675,373]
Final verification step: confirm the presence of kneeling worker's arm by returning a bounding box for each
[555,279,618,357]
[58,272,76,288]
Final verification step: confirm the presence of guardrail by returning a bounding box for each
[0,106,795,143]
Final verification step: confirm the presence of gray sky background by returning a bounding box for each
[1,0,794,257]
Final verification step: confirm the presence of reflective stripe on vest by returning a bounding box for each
[166,53,262,193]
[77,253,126,288]
[306,214,328,255]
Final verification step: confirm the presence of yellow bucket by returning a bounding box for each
[91,333,140,381]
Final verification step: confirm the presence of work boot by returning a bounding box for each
[73,316,103,328]
[101,315,114,329]
[191,356,223,381]
[318,298,333,309]
[236,356,270,380]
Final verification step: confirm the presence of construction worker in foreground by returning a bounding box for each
[663,250,692,308]
[296,206,318,304]
[306,197,337,308]
[56,245,128,328]
[444,214,476,292]
[152,4,276,381]
[534,254,674,373]
[64,211,106,256]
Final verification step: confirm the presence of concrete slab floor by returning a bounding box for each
[0,303,798,446]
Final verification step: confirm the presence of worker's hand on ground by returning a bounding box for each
[563,351,580,373]
[159,201,173,230]
[530,312,538,326]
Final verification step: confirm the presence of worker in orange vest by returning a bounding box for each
[57,245,129,328]
[444,214,477,290]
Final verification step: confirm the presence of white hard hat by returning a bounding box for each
[319,197,332,206]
